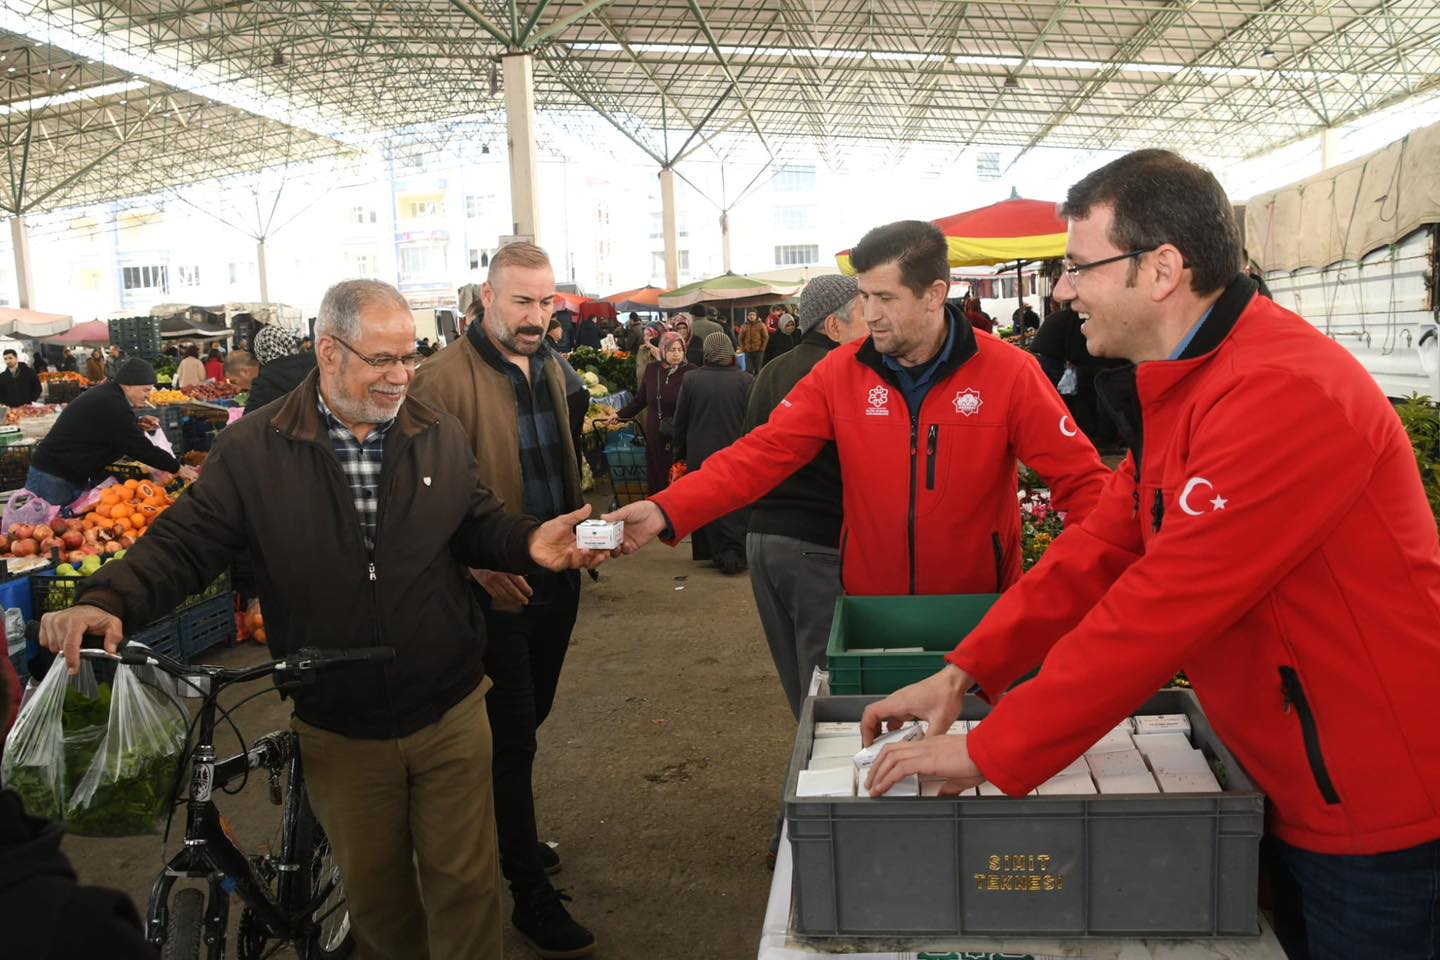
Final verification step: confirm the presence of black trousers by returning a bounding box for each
[481,571,581,896]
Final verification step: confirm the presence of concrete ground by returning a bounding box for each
[62,492,794,959]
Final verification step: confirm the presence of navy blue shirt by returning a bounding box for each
[882,314,958,418]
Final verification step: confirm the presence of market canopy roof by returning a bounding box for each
[836,197,1069,274]
[604,285,664,311]
[659,273,802,309]
[44,319,109,345]
[0,308,71,338]
[0,1,1436,217]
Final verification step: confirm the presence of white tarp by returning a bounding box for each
[0,308,72,338]
[1246,120,1440,273]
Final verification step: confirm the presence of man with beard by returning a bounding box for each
[411,243,596,959]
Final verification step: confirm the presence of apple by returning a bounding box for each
[11,538,38,557]
[61,530,83,550]
[10,523,32,541]
[32,524,53,542]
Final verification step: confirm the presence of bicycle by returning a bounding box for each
[41,626,394,960]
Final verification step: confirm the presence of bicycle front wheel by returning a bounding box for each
[161,888,205,960]
[293,798,353,960]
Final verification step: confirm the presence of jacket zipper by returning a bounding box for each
[1278,666,1341,805]
[991,533,1004,592]
[925,424,939,490]
[907,414,919,595]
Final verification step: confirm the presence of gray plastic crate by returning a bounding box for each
[785,689,1263,939]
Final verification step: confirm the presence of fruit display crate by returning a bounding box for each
[179,593,236,660]
[31,570,231,616]
[108,317,163,359]
[784,690,1264,940]
[44,380,87,404]
[825,594,1001,695]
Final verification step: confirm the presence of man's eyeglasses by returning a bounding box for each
[330,335,423,371]
[1061,247,1157,282]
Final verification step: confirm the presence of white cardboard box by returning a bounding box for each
[805,756,854,772]
[813,722,860,739]
[978,780,1007,796]
[1037,773,1098,795]
[1085,724,1138,755]
[1095,771,1161,794]
[797,766,855,797]
[1086,750,1149,778]
[1156,768,1222,793]
[810,735,863,759]
[1134,713,1192,736]
[1134,732,1194,756]
[1145,747,1211,776]
[574,519,624,550]
[852,723,923,767]
[865,772,919,798]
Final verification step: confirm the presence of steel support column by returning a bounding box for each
[10,216,33,310]
[720,211,732,274]
[503,53,541,243]
[661,167,679,289]
[257,237,270,305]
[1321,126,1342,169]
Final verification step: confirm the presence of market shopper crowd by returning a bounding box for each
[0,147,1436,960]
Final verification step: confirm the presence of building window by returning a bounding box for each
[351,204,377,224]
[174,265,201,287]
[122,265,168,293]
[976,152,1001,181]
[348,253,378,276]
[774,244,819,266]
[774,164,817,192]
[465,194,497,219]
[405,199,444,219]
[651,251,690,276]
[399,244,449,279]
[772,205,814,230]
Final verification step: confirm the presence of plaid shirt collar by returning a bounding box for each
[316,390,394,550]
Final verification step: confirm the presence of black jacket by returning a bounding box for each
[575,319,603,350]
[243,353,316,416]
[0,790,154,959]
[31,381,180,485]
[743,328,844,548]
[763,330,798,365]
[79,372,540,739]
[0,363,42,407]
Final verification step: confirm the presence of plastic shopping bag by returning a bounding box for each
[1057,366,1079,396]
[1,660,109,819]
[0,490,58,534]
[65,663,185,836]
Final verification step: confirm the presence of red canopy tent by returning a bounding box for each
[603,285,663,312]
[45,320,110,345]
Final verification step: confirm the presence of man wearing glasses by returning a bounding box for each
[43,278,611,958]
[861,150,1440,959]
[411,243,597,959]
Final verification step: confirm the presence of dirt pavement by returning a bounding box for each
[63,492,796,959]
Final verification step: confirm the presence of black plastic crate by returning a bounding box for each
[180,593,235,660]
[31,571,85,615]
[0,442,35,491]
[44,380,87,403]
[786,690,1264,940]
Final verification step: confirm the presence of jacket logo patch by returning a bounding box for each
[1059,415,1078,437]
[953,388,983,417]
[866,385,891,416]
[1178,476,1227,515]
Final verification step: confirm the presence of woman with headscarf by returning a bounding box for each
[672,333,755,574]
[175,343,207,388]
[84,349,105,382]
[633,321,666,388]
[613,331,695,495]
[762,313,799,366]
[243,324,318,415]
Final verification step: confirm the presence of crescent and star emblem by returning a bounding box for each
[1178,476,1228,515]
[1059,415,1078,437]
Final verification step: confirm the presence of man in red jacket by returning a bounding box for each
[605,220,1110,597]
[862,150,1440,959]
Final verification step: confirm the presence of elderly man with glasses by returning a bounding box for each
[43,278,612,959]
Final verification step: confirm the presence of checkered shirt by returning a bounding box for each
[317,391,394,551]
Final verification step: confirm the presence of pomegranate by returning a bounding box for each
[11,538,38,557]
[103,541,121,555]
[40,537,63,554]
[50,517,70,535]
[0,535,10,553]
[32,524,53,541]
[61,530,83,550]
[118,536,136,549]
[10,523,32,541]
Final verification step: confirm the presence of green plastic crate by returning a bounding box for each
[825,594,1001,695]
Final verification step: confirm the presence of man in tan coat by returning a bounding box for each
[410,243,596,959]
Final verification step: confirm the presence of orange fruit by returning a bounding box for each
[109,503,130,520]
[115,519,131,532]
[136,482,156,499]
[99,490,119,505]
[124,479,139,492]
[253,628,267,645]
[130,513,145,528]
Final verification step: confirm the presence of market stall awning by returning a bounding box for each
[0,308,72,338]
[658,273,803,310]
[835,198,1068,274]
[44,319,109,345]
[603,285,664,311]
[553,292,590,313]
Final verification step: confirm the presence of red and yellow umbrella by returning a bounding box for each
[835,197,1067,274]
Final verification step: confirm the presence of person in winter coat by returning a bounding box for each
[860,150,1440,960]
[605,219,1109,599]
[686,308,726,366]
[761,314,798,365]
[103,345,124,381]
[964,297,994,334]
[0,349,42,406]
[60,349,77,373]
[737,311,770,372]
[1029,306,1128,452]
[672,333,754,574]
[204,348,225,381]
[633,321,664,388]
[175,343,207,388]
[613,332,695,494]
[243,325,317,415]
[574,314,603,350]
[83,349,105,383]
[0,654,155,960]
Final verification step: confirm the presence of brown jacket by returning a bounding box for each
[79,371,539,738]
[737,320,770,354]
[410,327,583,516]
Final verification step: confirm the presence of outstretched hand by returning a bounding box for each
[600,500,667,554]
[528,503,616,571]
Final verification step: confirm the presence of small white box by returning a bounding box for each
[1037,774,1098,795]
[806,756,854,772]
[1134,732,1193,756]
[919,776,948,797]
[797,766,855,797]
[1086,750,1149,778]
[811,735,863,759]
[978,780,1007,796]
[1134,713,1191,736]
[1145,747,1211,777]
[1057,756,1091,778]
[813,722,860,739]
[853,723,923,767]
[1085,724,1138,755]
[1095,772,1160,794]
[1156,768,1221,793]
[867,773,919,798]
[575,519,624,550]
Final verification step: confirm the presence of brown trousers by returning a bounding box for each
[295,681,502,960]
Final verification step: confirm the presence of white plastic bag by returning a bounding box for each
[1057,366,1079,396]
[65,663,186,836]
[1,660,107,819]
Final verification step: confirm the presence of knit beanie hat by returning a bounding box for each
[115,358,157,386]
[702,332,735,366]
[798,274,859,334]
[254,324,299,365]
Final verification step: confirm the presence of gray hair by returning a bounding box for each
[315,279,411,342]
[835,294,861,324]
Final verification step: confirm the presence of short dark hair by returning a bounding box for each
[1061,149,1240,295]
[2,350,14,358]
[850,220,950,296]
